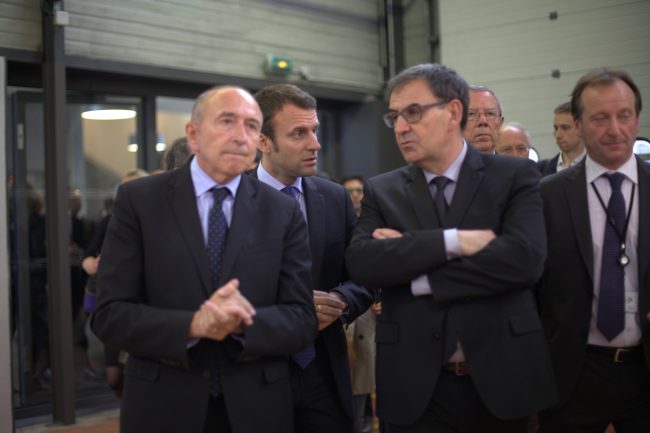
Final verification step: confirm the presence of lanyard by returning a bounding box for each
[591,179,635,267]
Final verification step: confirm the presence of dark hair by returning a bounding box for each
[571,68,642,120]
[386,63,469,130]
[254,84,317,140]
[554,101,572,115]
[162,137,191,170]
[340,175,365,187]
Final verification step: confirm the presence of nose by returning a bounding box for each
[308,131,322,151]
[394,115,410,134]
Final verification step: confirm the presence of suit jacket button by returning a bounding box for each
[203,370,211,379]
[464,297,472,302]
[433,332,441,340]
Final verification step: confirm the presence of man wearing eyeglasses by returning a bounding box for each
[346,63,557,433]
[463,84,504,153]
[495,122,532,159]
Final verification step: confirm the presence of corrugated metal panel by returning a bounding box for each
[440,0,650,158]
[0,0,41,52]
[64,0,383,93]
[404,0,430,67]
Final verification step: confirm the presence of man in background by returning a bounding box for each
[538,101,585,176]
[463,84,504,153]
[495,122,532,159]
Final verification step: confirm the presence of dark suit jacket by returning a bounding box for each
[538,153,560,177]
[92,162,317,433]
[250,172,375,419]
[539,157,650,404]
[346,147,557,425]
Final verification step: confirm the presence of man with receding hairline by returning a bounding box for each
[539,69,650,432]
[463,84,504,153]
[92,85,316,433]
[495,122,532,159]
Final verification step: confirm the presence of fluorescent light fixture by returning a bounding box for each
[81,108,136,120]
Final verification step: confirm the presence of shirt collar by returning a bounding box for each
[422,140,468,184]
[190,156,241,198]
[585,153,638,185]
[558,149,586,169]
[256,162,304,194]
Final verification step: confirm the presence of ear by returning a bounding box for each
[448,99,464,129]
[574,116,583,139]
[185,122,199,153]
[258,133,273,154]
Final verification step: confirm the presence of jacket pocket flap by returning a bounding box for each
[509,312,543,335]
[375,322,399,344]
[124,356,160,382]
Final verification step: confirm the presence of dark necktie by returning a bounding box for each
[207,187,230,291]
[432,176,451,225]
[281,185,316,368]
[596,172,626,341]
[207,187,230,396]
[430,176,457,361]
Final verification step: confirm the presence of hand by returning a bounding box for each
[458,230,496,256]
[82,256,99,276]
[372,228,403,240]
[189,279,256,340]
[313,290,348,331]
[371,302,382,316]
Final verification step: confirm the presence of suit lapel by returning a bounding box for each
[303,177,324,283]
[404,165,439,229]
[565,162,594,281]
[636,158,650,283]
[446,148,484,227]
[219,175,256,285]
[167,163,212,296]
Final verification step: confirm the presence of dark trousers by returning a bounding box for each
[290,352,353,433]
[539,346,650,433]
[387,370,529,433]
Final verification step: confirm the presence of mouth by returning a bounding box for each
[304,157,318,166]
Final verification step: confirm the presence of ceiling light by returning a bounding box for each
[81,108,137,120]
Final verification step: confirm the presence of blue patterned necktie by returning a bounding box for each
[281,185,316,368]
[597,172,626,341]
[207,187,230,291]
[207,187,230,396]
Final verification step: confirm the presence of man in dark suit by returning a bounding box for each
[92,86,317,433]
[538,69,650,432]
[252,84,374,433]
[345,63,557,433]
[537,102,585,177]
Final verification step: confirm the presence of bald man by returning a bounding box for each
[495,122,532,159]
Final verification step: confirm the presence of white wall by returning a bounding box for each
[439,0,650,158]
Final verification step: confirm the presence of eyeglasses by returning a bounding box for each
[498,145,530,155]
[345,187,363,194]
[467,110,501,123]
[383,101,448,128]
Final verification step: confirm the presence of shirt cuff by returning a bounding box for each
[444,228,461,259]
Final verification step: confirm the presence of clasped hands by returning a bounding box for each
[372,227,496,256]
[189,279,256,341]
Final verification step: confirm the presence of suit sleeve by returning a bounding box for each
[91,183,195,363]
[346,177,449,288]
[332,189,374,321]
[427,161,546,302]
[238,201,318,357]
